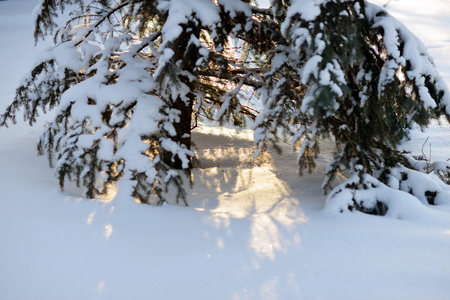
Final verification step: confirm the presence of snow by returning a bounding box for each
[1,0,450,299]
[366,2,450,111]
[158,0,220,46]
[285,0,323,23]
[217,0,253,18]
[300,55,322,85]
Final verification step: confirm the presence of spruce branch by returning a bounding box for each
[73,1,131,46]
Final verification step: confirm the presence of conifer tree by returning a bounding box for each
[0,0,269,204]
[1,0,449,213]
[255,0,450,214]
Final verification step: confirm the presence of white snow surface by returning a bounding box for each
[1,0,450,299]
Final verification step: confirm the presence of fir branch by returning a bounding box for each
[72,1,132,47]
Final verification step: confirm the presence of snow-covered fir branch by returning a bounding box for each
[1,0,449,214]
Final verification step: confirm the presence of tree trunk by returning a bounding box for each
[168,94,193,169]
[163,21,200,169]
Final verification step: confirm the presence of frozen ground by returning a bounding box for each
[1,0,450,299]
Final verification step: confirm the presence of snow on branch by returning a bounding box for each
[2,0,450,211]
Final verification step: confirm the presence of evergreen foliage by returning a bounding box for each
[255,0,450,214]
[1,0,449,212]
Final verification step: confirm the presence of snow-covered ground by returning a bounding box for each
[1,0,450,299]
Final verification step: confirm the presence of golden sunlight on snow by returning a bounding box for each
[86,210,96,226]
[192,126,307,260]
[103,224,113,241]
